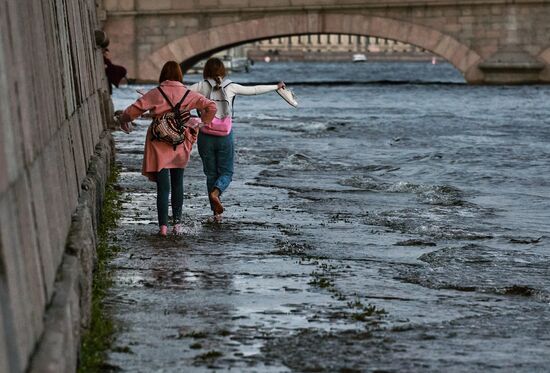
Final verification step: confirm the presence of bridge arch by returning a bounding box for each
[140,13,482,82]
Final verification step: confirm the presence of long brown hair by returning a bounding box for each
[203,57,226,86]
[159,61,183,84]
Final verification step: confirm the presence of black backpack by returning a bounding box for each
[151,87,191,149]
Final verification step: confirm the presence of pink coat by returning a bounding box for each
[122,80,217,181]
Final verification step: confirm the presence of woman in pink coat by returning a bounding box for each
[119,61,217,236]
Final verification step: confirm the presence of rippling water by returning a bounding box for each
[112,61,550,371]
[183,61,550,242]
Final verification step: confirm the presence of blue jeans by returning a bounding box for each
[197,131,234,205]
[156,168,184,226]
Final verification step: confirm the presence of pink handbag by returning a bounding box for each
[200,116,233,136]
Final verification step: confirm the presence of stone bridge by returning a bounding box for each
[100,0,550,84]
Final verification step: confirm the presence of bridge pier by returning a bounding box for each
[477,47,546,85]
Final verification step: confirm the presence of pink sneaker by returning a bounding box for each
[206,214,223,224]
[172,224,183,235]
[159,225,168,236]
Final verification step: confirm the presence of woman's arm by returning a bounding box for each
[191,94,217,124]
[116,93,155,133]
[120,94,152,122]
[228,82,283,96]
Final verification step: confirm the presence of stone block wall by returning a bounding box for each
[0,0,113,371]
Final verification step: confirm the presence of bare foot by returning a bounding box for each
[209,188,224,215]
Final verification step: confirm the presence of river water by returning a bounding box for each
[108,61,550,372]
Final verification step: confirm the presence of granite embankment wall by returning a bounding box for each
[0,0,114,372]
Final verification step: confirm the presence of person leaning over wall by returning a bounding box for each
[103,48,128,95]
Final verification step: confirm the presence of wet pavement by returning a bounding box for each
[105,62,550,372]
[104,154,379,372]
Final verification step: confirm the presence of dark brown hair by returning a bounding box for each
[159,61,183,84]
[203,57,226,85]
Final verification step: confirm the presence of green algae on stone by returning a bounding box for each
[79,166,122,372]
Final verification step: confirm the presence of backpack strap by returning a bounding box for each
[157,86,174,109]
[221,80,235,118]
[157,86,190,110]
[204,79,214,100]
[175,89,190,110]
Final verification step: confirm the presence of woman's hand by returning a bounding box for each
[277,81,286,89]
[115,110,134,134]
[120,121,133,134]
[187,120,205,130]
